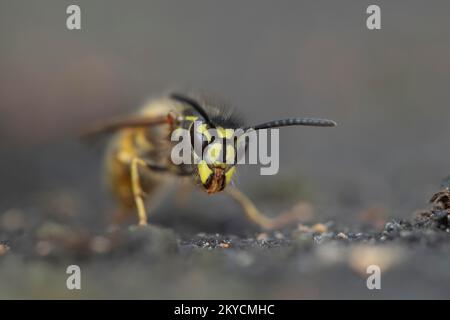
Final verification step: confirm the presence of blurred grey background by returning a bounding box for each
[1,0,450,227]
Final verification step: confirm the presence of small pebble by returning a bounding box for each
[257,233,269,241]
[274,231,285,240]
[349,245,405,275]
[0,243,10,256]
[312,223,328,234]
[336,232,348,240]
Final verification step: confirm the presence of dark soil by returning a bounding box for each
[1,188,449,299]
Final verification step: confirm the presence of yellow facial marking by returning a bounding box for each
[225,166,236,185]
[184,116,198,121]
[205,143,227,168]
[216,127,234,139]
[198,160,213,184]
[207,143,221,161]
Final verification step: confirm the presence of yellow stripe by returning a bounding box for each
[198,160,213,184]
[216,127,234,139]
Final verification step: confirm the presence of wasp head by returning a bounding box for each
[190,121,241,194]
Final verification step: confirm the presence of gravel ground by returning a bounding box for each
[1,183,449,299]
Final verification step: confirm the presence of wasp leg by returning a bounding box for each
[226,188,305,230]
[130,158,192,226]
[130,157,149,226]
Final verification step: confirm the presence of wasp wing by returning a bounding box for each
[80,114,168,140]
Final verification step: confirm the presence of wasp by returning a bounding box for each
[84,92,336,229]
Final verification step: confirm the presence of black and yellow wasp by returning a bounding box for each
[84,92,336,229]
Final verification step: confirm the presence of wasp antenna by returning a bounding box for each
[170,93,214,126]
[245,117,337,131]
